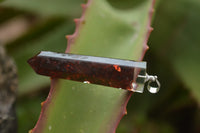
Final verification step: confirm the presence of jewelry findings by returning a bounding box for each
[28,51,160,93]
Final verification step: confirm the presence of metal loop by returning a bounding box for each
[146,74,160,93]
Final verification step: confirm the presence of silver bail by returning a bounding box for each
[134,73,160,93]
[145,73,160,93]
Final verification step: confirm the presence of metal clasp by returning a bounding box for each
[145,73,160,93]
[135,73,160,93]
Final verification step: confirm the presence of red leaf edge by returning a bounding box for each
[29,0,155,132]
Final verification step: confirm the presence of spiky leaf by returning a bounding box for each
[2,0,84,17]
[150,0,200,103]
[31,0,155,133]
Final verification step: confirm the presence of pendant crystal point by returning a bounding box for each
[28,51,156,93]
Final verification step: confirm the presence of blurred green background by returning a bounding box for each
[0,0,200,133]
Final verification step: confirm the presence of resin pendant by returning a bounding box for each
[28,51,160,93]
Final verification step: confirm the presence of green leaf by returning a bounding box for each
[31,0,155,133]
[9,21,75,95]
[150,0,200,103]
[17,94,47,133]
[2,0,84,17]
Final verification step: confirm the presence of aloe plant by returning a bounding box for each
[150,0,200,103]
[2,0,83,17]
[1,0,200,132]
[27,0,156,133]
